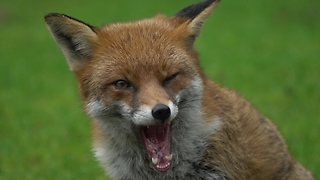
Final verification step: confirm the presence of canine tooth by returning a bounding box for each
[152,157,158,164]
[166,154,173,160]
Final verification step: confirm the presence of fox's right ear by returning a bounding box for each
[174,0,221,38]
[44,13,97,72]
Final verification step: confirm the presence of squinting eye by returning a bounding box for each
[164,73,179,85]
[113,80,132,90]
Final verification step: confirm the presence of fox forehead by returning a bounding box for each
[95,15,190,50]
[84,16,200,83]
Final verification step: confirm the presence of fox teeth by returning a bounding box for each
[165,154,173,160]
[152,157,158,164]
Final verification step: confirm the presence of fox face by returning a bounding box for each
[81,19,206,171]
[75,15,207,172]
[79,17,204,126]
[45,1,220,175]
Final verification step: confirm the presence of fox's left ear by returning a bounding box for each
[174,0,221,37]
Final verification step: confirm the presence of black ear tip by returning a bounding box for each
[175,0,221,19]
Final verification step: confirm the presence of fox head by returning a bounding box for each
[45,0,220,173]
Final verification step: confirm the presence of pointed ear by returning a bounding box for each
[44,13,97,72]
[174,0,221,37]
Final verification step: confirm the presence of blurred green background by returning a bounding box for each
[0,0,319,179]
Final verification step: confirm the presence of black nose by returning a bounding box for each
[152,104,171,122]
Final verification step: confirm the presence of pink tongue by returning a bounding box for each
[141,124,171,172]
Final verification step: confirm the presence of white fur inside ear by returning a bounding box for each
[188,1,220,36]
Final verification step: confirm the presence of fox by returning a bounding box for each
[44,0,314,179]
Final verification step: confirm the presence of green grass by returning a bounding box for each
[1,0,319,179]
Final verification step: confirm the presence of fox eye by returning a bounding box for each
[164,73,179,85]
[113,80,132,90]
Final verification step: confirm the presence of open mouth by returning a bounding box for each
[140,124,172,172]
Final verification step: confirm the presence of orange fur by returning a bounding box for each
[45,0,314,179]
